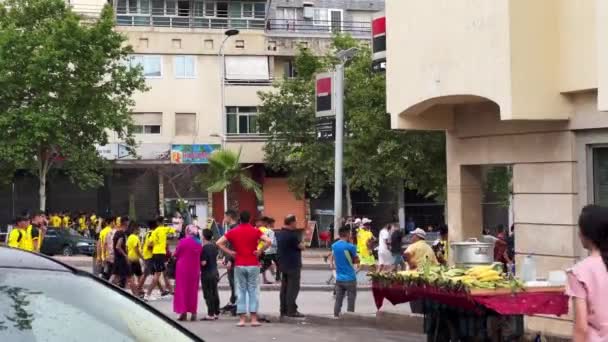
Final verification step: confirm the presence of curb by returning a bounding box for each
[260,311,424,333]
[217,284,372,292]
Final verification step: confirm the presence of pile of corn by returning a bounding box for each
[369,264,524,293]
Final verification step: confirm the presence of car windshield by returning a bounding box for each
[0,269,198,342]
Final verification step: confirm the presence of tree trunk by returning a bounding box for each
[345,182,353,218]
[38,164,47,211]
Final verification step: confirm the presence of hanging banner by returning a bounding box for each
[170,144,220,164]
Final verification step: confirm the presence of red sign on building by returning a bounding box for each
[372,12,386,72]
[315,73,334,117]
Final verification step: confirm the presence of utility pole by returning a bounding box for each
[333,63,344,240]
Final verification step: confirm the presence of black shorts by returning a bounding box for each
[112,258,131,277]
[152,254,166,273]
[261,253,277,273]
[144,259,154,275]
[129,261,143,277]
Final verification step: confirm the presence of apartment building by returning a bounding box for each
[385,0,605,337]
[51,0,382,225]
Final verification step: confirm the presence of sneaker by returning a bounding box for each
[161,291,172,298]
[144,294,159,302]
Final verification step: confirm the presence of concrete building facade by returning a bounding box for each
[386,0,606,336]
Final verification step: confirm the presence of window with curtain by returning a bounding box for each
[130,55,162,78]
[224,56,269,80]
[226,107,258,135]
[174,56,196,78]
[313,8,328,26]
[132,113,162,135]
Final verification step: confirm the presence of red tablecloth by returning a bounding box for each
[372,281,569,316]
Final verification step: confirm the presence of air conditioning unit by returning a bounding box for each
[303,3,314,19]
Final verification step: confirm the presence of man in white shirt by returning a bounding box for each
[377,224,393,272]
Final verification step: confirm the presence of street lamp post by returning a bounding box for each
[333,48,358,240]
[218,29,239,212]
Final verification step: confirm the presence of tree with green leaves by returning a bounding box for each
[258,35,446,214]
[0,0,147,210]
[196,149,262,210]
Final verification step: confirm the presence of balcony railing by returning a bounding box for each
[265,19,371,36]
[116,14,266,29]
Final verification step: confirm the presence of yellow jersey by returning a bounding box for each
[98,226,112,261]
[151,226,175,255]
[7,228,28,251]
[142,231,154,260]
[257,226,268,250]
[62,216,70,228]
[78,217,87,231]
[126,233,141,261]
[90,215,97,226]
[50,216,62,228]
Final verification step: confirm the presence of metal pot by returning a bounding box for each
[451,238,494,267]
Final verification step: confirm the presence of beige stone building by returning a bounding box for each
[66,0,381,224]
[386,0,608,336]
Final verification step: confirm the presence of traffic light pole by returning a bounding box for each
[333,63,344,241]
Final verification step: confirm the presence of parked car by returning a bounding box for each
[0,246,203,341]
[40,227,95,256]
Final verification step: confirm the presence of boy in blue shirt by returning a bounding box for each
[330,226,360,317]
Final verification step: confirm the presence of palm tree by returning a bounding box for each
[196,148,262,210]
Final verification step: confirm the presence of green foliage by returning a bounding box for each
[196,148,263,201]
[0,0,147,209]
[485,166,512,207]
[258,34,446,202]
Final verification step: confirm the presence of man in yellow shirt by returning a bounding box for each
[8,216,31,251]
[126,224,144,297]
[403,228,438,271]
[50,213,62,228]
[97,218,114,280]
[78,213,88,235]
[139,220,156,295]
[62,212,71,229]
[145,217,175,299]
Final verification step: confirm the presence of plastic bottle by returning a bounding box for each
[521,255,537,282]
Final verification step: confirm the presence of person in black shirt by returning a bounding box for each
[200,229,220,320]
[221,210,238,313]
[390,225,405,271]
[111,217,138,295]
[276,214,305,318]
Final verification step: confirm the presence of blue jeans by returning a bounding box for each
[234,266,260,314]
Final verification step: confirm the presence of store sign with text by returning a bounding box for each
[170,144,220,164]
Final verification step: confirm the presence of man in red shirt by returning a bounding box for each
[217,211,271,327]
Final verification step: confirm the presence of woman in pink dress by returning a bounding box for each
[173,225,203,321]
[567,205,608,342]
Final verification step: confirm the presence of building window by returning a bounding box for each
[593,147,608,206]
[174,55,196,78]
[117,0,151,14]
[130,55,162,78]
[175,113,196,136]
[132,113,162,135]
[226,106,258,135]
[313,8,342,32]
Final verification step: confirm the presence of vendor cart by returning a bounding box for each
[372,281,568,342]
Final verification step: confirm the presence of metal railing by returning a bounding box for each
[265,19,371,35]
[115,5,267,29]
[116,14,266,29]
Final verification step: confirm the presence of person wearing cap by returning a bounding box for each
[403,228,438,271]
[7,216,31,251]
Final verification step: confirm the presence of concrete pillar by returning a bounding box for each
[447,164,483,245]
